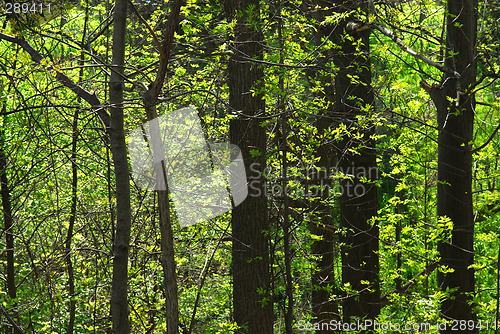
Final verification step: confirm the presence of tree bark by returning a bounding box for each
[425,0,478,330]
[226,0,273,332]
[109,0,132,332]
[331,7,380,324]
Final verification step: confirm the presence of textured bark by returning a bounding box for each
[109,0,132,333]
[331,9,380,323]
[426,0,478,330]
[226,0,273,332]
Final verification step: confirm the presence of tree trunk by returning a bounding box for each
[140,0,184,333]
[109,0,132,332]
[332,9,380,324]
[64,102,78,334]
[226,1,273,332]
[276,3,293,332]
[305,2,341,327]
[0,121,17,334]
[310,115,340,328]
[65,8,90,332]
[425,0,478,330]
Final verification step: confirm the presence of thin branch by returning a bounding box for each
[0,32,110,130]
[144,0,184,108]
[472,71,500,90]
[362,23,461,79]
[0,305,26,334]
[472,122,500,154]
[380,261,439,306]
[128,0,165,59]
[87,6,115,45]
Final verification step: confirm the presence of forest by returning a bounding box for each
[0,0,499,333]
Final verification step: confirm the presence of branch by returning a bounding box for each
[380,260,439,306]
[474,200,500,223]
[473,72,500,90]
[0,32,110,130]
[143,0,184,115]
[365,23,461,79]
[128,0,164,60]
[472,122,500,154]
[0,304,26,334]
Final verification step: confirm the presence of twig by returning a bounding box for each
[472,122,500,154]
[362,23,461,79]
[128,0,165,60]
[380,260,439,306]
[0,32,110,130]
[0,305,26,334]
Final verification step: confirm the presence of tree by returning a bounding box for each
[305,1,341,326]
[421,0,478,329]
[109,0,132,332]
[225,0,273,332]
[0,115,17,334]
[331,3,381,323]
[2,0,500,331]
[139,0,184,333]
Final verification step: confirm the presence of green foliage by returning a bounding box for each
[0,0,499,332]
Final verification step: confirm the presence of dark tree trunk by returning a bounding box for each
[424,0,478,330]
[307,3,341,326]
[310,115,340,328]
[65,103,78,334]
[226,1,273,332]
[109,0,132,332]
[0,124,17,334]
[65,8,90,332]
[156,191,179,334]
[276,3,293,332]
[332,10,380,323]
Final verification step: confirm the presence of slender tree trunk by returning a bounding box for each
[64,7,90,333]
[0,121,17,334]
[109,0,132,332]
[65,104,78,334]
[156,190,179,334]
[332,7,380,324]
[423,0,478,330]
[140,1,183,333]
[226,1,273,332]
[309,116,340,328]
[304,2,341,327]
[276,2,293,332]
